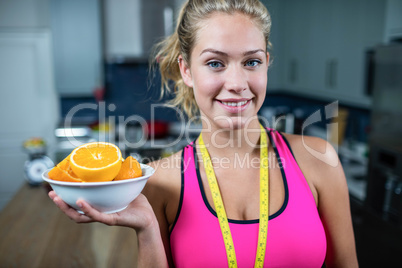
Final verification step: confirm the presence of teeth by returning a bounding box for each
[222,100,248,107]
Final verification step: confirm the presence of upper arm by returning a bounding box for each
[314,141,358,267]
[142,174,173,266]
[142,153,182,267]
[284,134,358,268]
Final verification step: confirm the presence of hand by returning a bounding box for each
[48,191,157,231]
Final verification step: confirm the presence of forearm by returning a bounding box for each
[136,219,169,268]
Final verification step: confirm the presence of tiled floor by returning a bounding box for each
[350,197,402,267]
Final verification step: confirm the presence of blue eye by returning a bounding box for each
[245,60,261,67]
[208,61,223,68]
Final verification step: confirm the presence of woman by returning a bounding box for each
[49,0,358,267]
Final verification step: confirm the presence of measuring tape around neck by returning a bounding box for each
[198,124,269,268]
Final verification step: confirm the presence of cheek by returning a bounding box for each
[251,73,267,98]
[193,72,223,99]
[248,73,267,111]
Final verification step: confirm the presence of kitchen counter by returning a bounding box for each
[338,143,368,203]
[343,161,367,202]
[0,183,138,267]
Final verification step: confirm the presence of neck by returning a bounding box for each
[199,118,262,158]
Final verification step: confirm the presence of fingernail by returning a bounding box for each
[77,202,83,208]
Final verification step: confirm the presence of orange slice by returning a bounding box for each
[70,142,122,182]
[48,155,82,183]
[114,156,142,181]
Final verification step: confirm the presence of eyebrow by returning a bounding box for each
[200,48,265,56]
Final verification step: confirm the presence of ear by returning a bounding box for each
[178,56,193,88]
[266,52,270,66]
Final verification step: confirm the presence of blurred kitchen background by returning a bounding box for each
[0,0,402,265]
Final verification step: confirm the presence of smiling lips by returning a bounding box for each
[221,100,248,107]
[217,99,251,113]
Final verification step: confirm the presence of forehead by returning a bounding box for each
[193,12,266,55]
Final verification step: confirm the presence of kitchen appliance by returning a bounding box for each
[23,138,54,186]
[54,125,94,163]
[365,44,402,225]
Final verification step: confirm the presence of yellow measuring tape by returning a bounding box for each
[198,124,269,268]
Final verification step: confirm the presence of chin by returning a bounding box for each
[213,116,248,130]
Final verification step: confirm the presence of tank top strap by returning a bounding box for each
[268,129,317,207]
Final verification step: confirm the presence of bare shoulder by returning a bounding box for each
[145,150,182,192]
[281,132,339,169]
[142,150,183,205]
[147,150,183,180]
[280,133,346,203]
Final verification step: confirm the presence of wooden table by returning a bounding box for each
[0,183,138,267]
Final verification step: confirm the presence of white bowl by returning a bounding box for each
[42,164,155,214]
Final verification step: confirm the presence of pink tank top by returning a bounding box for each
[170,130,327,267]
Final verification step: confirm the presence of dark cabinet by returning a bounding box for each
[365,44,402,226]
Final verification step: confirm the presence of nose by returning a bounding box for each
[224,65,247,93]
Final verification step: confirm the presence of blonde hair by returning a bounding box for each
[151,0,272,119]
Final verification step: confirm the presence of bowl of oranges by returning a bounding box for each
[42,142,155,214]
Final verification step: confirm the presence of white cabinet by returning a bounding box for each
[103,0,175,61]
[262,0,284,89]
[265,0,385,107]
[0,31,58,211]
[329,0,385,106]
[281,0,315,91]
[0,0,50,28]
[384,0,402,42]
[103,0,142,60]
[0,0,58,212]
[50,0,102,96]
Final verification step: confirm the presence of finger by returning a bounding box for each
[53,196,93,223]
[48,190,57,199]
[77,199,118,226]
